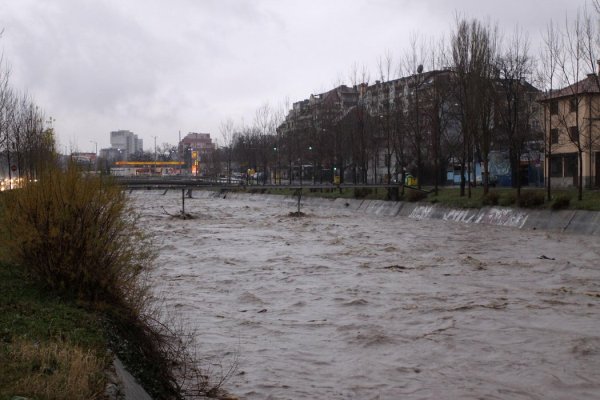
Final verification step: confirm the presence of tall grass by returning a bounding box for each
[2,338,106,400]
[0,261,109,400]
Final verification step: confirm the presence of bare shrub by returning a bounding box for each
[0,165,179,397]
[0,163,155,308]
[0,165,235,398]
[111,309,238,399]
[171,329,239,398]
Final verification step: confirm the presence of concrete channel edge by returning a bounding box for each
[207,191,599,236]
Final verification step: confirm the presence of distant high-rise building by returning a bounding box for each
[110,130,143,158]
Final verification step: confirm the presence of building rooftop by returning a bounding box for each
[539,73,600,102]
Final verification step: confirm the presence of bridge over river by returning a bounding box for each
[114,176,414,192]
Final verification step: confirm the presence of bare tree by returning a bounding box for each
[219,118,235,183]
[554,8,593,200]
[0,55,13,185]
[347,63,371,184]
[580,6,600,190]
[451,17,498,197]
[377,51,397,195]
[496,26,535,199]
[427,38,455,195]
[401,33,429,189]
[253,103,273,184]
[540,19,561,200]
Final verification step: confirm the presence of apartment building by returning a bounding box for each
[109,130,143,158]
[539,72,600,188]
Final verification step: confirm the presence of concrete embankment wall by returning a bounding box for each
[196,190,600,236]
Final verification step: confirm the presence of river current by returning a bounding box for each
[134,191,600,400]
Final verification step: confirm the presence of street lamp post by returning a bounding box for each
[308,146,314,184]
[415,64,423,189]
[273,146,279,185]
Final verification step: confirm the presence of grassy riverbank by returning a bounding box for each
[245,186,600,211]
[0,259,181,400]
[1,166,237,399]
[0,262,109,400]
[0,166,191,399]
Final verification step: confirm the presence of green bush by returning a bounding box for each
[518,191,546,208]
[0,164,155,309]
[406,189,428,202]
[482,191,500,206]
[552,194,571,210]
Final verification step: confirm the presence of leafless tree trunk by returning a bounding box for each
[540,20,561,200]
[556,9,589,200]
[497,26,532,200]
[451,18,498,198]
[401,33,430,189]
[219,118,235,184]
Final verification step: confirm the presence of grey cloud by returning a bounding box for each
[0,0,587,149]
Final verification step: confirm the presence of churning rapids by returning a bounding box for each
[133,191,600,400]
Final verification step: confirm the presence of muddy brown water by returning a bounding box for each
[134,191,600,400]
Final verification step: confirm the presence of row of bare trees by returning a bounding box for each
[0,53,55,185]
[539,3,600,201]
[216,102,286,184]
[217,8,600,201]
[216,18,541,196]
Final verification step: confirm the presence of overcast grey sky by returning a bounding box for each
[0,0,586,153]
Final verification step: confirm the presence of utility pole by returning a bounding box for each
[153,136,157,162]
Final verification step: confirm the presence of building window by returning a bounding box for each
[550,100,559,115]
[551,128,559,144]
[565,154,578,177]
[569,126,579,143]
[550,156,563,177]
[569,97,578,113]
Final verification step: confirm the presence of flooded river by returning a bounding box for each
[134,191,600,399]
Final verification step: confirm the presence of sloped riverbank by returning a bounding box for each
[199,190,600,235]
